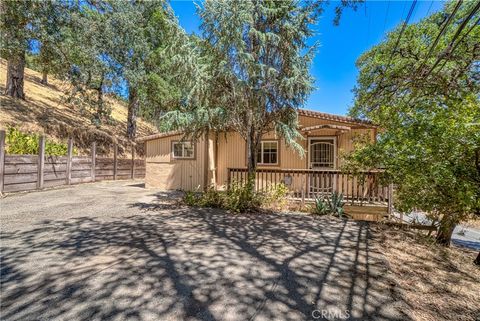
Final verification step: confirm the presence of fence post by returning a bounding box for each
[113,143,118,180]
[66,138,73,185]
[0,130,5,193]
[301,175,305,208]
[131,143,135,179]
[91,142,96,182]
[227,168,231,190]
[387,183,394,218]
[37,135,45,189]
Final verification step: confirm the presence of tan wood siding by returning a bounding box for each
[143,114,376,191]
[216,115,376,189]
[145,134,206,190]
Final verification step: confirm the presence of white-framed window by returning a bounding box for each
[257,141,278,165]
[172,141,194,159]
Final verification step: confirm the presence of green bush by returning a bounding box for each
[184,190,200,206]
[313,192,346,218]
[262,183,290,210]
[183,180,280,213]
[223,181,262,212]
[5,127,77,156]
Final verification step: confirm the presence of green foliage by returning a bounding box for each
[313,192,346,217]
[348,1,480,241]
[183,181,291,213]
[328,191,346,218]
[314,197,330,216]
[183,190,201,207]
[164,0,335,177]
[263,183,290,210]
[222,181,263,213]
[6,128,76,156]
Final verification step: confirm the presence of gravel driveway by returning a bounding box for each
[0,180,405,321]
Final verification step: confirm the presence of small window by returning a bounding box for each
[172,141,194,159]
[257,141,278,165]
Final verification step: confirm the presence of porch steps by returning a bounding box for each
[344,205,388,222]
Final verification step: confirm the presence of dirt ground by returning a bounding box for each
[371,225,480,321]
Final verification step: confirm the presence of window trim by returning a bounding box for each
[257,140,279,166]
[171,141,195,160]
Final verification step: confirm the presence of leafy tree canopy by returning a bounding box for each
[347,0,480,244]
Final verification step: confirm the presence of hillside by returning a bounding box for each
[0,59,158,156]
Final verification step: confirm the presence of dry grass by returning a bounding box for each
[371,225,480,321]
[0,59,157,156]
[464,218,480,230]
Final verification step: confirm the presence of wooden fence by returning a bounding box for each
[0,130,145,193]
[228,167,393,211]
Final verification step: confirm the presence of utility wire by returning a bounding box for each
[426,2,480,76]
[382,1,391,34]
[416,0,463,75]
[425,0,434,16]
[385,0,418,69]
[366,3,372,46]
[367,0,417,109]
[403,1,479,107]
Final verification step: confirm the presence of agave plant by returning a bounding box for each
[328,192,345,218]
[314,197,330,215]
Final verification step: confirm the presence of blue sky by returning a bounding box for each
[170,0,445,115]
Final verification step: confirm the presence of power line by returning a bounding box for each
[366,3,372,46]
[403,1,479,107]
[382,1,391,34]
[425,0,434,16]
[385,0,418,70]
[416,0,463,75]
[367,0,417,109]
[426,2,480,77]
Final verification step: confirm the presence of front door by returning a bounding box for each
[308,137,336,197]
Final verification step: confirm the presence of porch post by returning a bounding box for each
[207,135,216,188]
[387,183,394,217]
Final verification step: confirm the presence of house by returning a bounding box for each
[137,109,387,204]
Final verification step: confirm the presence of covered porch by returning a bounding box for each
[227,168,393,220]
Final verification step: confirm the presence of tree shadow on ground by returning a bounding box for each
[1,198,408,321]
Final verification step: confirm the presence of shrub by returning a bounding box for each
[223,181,262,212]
[263,183,290,210]
[182,181,285,213]
[5,127,77,156]
[313,192,346,218]
[199,187,224,208]
[184,190,200,206]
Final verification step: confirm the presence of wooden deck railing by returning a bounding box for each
[228,167,392,207]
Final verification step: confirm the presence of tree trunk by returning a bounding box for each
[41,70,48,85]
[93,73,104,126]
[436,214,458,246]
[474,251,480,266]
[5,53,26,99]
[127,87,139,140]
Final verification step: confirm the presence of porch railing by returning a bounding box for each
[227,168,392,206]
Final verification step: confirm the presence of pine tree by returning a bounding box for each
[164,0,321,194]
